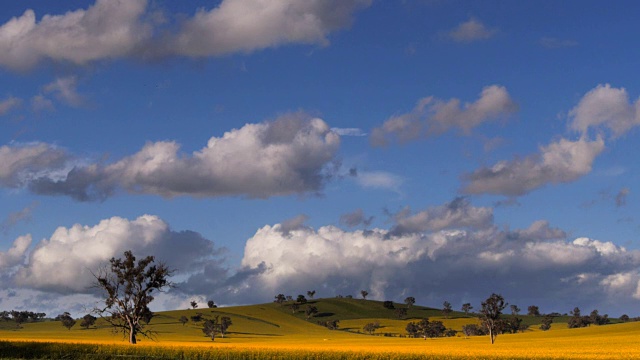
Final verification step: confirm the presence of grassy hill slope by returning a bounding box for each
[0,298,619,343]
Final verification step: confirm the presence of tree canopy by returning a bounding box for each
[93,250,173,344]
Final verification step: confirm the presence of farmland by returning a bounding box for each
[1,298,638,359]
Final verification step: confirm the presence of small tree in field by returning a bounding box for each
[540,315,553,331]
[80,314,97,329]
[207,300,216,308]
[360,290,368,300]
[461,303,473,315]
[480,293,507,344]
[179,316,188,326]
[289,303,300,314]
[59,312,76,330]
[404,296,416,308]
[527,305,540,317]
[274,294,286,305]
[510,305,520,315]
[190,300,198,309]
[363,322,380,335]
[219,316,232,338]
[93,250,173,345]
[307,290,316,299]
[442,301,452,319]
[202,317,220,341]
[305,305,318,320]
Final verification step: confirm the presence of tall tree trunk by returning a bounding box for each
[127,318,137,344]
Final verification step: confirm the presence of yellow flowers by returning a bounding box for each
[2,308,639,359]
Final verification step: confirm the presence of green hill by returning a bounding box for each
[0,298,605,343]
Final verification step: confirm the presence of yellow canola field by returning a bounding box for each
[2,308,639,359]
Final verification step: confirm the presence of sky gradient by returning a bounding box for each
[1,0,639,318]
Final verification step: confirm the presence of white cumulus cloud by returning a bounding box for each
[0,0,371,70]
[569,84,640,138]
[0,235,31,269]
[462,137,605,196]
[0,143,69,188]
[3,114,340,200]
[163,0,371,57]
[0,0,150,71]
[371,85,517,146]
[221,214,640,313]
[447,17,497,43]
[0,96,22,115]
[14,215,219,293]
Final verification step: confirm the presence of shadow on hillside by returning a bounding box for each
[315,312,335,318]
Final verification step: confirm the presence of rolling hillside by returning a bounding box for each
[0,297,575,342]
[1,299,639,359]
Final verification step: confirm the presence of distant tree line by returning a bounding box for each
[0,310,46,328]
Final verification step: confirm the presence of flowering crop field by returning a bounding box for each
[0,300,637,359]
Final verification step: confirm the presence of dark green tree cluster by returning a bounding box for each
[568,307,609,328]
[56,312,76,330]
[80,314,97,329]
[318,319,339,330]
[201,315,232,341]
[363,321,380,335]
[405,318,453,339]
[539,315,553,331]
[462,324,486,337]
[0,310,46,328]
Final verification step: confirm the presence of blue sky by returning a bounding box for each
[1,0,639,317]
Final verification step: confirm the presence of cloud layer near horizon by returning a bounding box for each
[0,114,340,200]
[2,202,639,316]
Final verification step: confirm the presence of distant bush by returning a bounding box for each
[462,324,487,337]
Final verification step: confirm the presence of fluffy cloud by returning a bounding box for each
[1,202,38,234]
[43,76,85,107]
[447,17,497,43]
[0,235,31,269]
[340,208,373,227]
[225,214,640,314]
[0,0,150,71]
[106,115,339,198]
[0,143,69,188]
[569,84,640,137]
[0,0,370,70]
[0,96,22,115]
[14,215,219,293]
[164,0,371,57]
[370,85,517,146]
[461,137,605,196]
[390,197,493,236]
[5,115,340,200]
